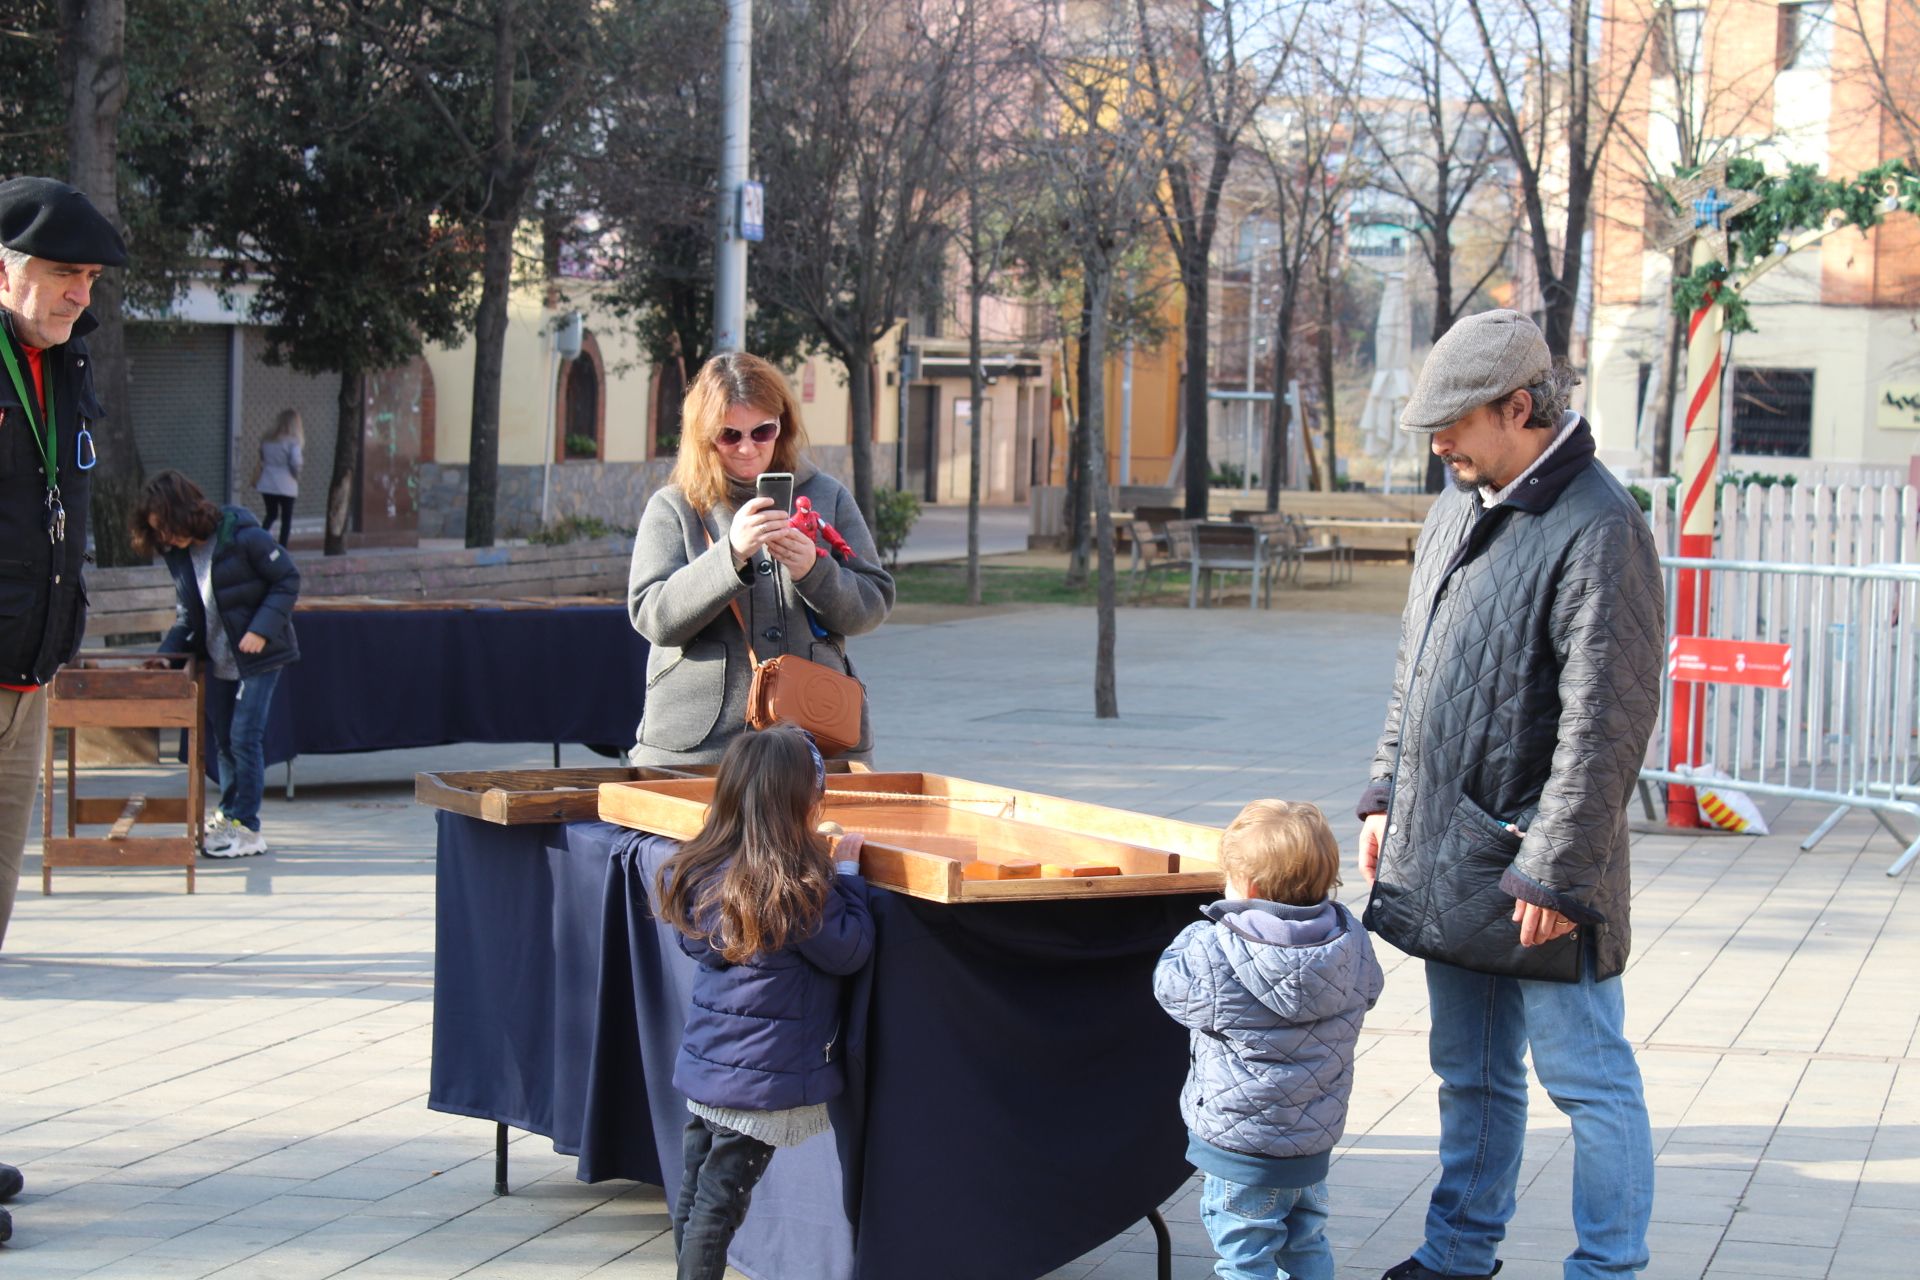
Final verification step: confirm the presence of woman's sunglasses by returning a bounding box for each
[717,420,781,447]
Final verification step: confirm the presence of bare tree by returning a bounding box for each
[941,0,1041,604]
[1134,0,1304,516]
[1607,1,1797,472]
[1833,0,1920,163]
[1249,18,1368,507]
[1367,0,1517,489]
[1022,7,1168,718]
[752,0,962,521]
[1461,0,1656,356]
[64,0,144,565]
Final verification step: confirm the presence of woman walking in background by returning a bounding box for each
[255,409,303,546]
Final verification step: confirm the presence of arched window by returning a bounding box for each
[556,328,605,460]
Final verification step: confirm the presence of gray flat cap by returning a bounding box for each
[1400,309,1550,432]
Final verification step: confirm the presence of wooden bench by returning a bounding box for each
[83,536,633,644]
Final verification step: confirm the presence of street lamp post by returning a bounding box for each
[712,0,751,353]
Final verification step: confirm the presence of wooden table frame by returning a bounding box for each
[43,652,204,894]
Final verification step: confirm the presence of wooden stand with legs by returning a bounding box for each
[43,652,204,894]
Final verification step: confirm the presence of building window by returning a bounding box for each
[1730,367,1814,457]
[1778,1,1832,70]
[1662,7,1705,78]
[557,328,605,461]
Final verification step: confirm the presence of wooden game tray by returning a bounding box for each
[417,761,873,826]
[597,771,1226,903]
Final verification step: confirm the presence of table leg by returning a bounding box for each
[1147,1208,1172,1280]
[284,759,296,802]
[552,743,561,768]
[495,1122,509,1195]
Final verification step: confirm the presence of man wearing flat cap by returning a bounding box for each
[1354,311,1664,1280]
[0,176,126,1245]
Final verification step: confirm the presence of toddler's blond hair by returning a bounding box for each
[1220,800,1341,906]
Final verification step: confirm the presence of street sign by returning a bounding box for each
[740,181,765,243]
[1668,636,1793,688]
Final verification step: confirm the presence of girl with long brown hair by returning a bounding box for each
[654,724,873,1280]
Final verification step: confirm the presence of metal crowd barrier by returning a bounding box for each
[1638,556,1920,876]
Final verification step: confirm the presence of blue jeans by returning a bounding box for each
[1198,1175,1333,1280]
[1418,958,1653,1279]
[206,669,280,832]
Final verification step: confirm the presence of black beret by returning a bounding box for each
[0,177,128,267]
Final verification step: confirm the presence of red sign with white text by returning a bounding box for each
[1667,637,1793,688]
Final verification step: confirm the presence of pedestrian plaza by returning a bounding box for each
[2,589,1916,1279]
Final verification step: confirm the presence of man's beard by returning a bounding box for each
[1441,455,1479,492]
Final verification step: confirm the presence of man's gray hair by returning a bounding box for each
[1505,358,1581,430]
[0,245,29,276]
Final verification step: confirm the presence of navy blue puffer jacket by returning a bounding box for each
[159,505,301,677]
[669,861,874,1112]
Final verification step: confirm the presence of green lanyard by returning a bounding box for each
[0,331,56,489]
[0,329,65,543]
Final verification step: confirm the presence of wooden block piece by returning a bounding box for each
[1040,864,1072,877]
[998,860,1041,879]
[1069,864,1123,877]
[961,860,1001,881]
[107,794,148,841]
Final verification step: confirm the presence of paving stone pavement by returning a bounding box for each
[3,585,1917,1279]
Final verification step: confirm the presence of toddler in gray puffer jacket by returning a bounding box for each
[1155,800,1384,1280]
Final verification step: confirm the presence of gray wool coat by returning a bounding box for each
[1155,899,1384,1161]
[626,463,895,766]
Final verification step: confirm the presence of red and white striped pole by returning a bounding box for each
[1667,241,1724,827]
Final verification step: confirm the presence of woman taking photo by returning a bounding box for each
[628,353,893,766]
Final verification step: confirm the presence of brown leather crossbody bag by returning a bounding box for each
[703,521,865,756]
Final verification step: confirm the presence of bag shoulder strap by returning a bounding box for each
[698,517,762,667]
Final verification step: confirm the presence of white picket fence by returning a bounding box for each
[1641,478,1920,567]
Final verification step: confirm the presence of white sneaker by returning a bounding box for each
[207,826,267,859]
[202,813,237,854]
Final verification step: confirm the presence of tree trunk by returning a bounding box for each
[465,213,512,547]
[1181,264,1211,517]
[966,240,985,607]
[465,0,517,548]
[1318,256,1337,493]
[1065,288,1093,588]
[1649,243,1689,474]
[326,365,364,555]
[1423,289,1456,493]
[846,342,876,522]
[1263,281,1296,513]
[65,0,143,567]
[1084,262,1118,720]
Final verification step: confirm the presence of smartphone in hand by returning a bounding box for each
[756,471,795,516]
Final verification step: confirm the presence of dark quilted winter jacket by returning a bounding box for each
[1357,419,1663,982]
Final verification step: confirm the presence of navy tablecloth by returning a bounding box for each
[199,605,646,768]
[429,813,1208,1280]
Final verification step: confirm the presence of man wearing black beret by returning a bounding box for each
[0,175,127,1246]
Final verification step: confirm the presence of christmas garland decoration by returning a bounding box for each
[1668,157,1920,334]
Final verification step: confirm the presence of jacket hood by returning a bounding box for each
[1204,898,1372,1022]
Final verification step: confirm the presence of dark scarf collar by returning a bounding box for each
[1496,416,1597,515]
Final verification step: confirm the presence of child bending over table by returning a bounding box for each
[654,724,873,1280]
[1154,800,1385,1280]
[132,470,300,859]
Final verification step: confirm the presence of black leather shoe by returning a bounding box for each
[1381,1259,1503,1280]
[0,1163,19,1201]
[0,1204,11,1245]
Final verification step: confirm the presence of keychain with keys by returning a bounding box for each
[46,487,66,545]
